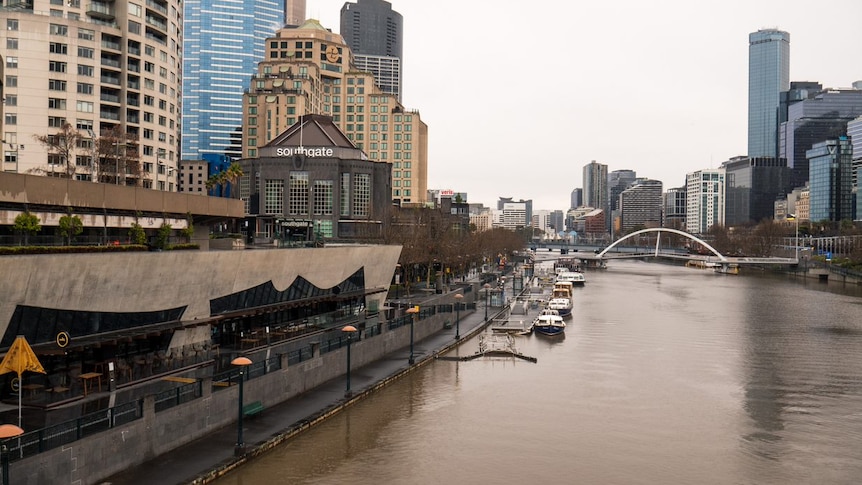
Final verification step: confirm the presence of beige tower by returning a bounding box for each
[242,19,428,205]
[285,0,307,27]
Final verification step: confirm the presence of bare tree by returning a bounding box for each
[33,123,83,178]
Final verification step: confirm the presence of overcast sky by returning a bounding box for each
[308,0,862,211]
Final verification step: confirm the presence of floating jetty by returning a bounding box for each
[438,335,537,363]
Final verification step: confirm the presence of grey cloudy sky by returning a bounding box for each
[309,0,862,211]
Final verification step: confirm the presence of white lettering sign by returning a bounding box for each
[274,146,334,157]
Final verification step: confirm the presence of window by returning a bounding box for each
[48,116,66,127]
[144,61,155,73]
[77,64,93,76]
[4,114,16,125]
[78,28,94,41]
[7,19,18,31]
[76,101,94,113]
[145,44,155,56]
[78,46,94,58]
[76,119,93,131]
[77,82,93,94]
[50,24,68,36]
[265,180,284,215]
[289,172,309,215]
[144,95,154,106]
[313,180,334,215]
[143,128,153,139]
[49,42,68,54]
[4,95,16,107]
[48,98,67,109]
[6,38,17,49]
[6,57,17,69]
[353,174,370,217]
[129,3,142,16]
[49,79,67,91]
[5,76,17,87]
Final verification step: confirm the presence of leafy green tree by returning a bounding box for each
[58,214,83,246]
[154,222,172,249]
[180,213,194,242]
[129,222,147,245]
[13,212,41,245]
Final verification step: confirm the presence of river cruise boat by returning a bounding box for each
[533,310,566,336]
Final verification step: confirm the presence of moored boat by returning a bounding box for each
[547,297,572,317]
[532,311,566,336]
[556,271,586,286]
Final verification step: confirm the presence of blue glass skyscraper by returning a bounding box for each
[748,29,790,159]
[182,0,285,161]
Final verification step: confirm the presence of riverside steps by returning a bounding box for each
[97,275,517,485]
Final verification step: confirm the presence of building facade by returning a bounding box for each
[748,29,789,159]
[285,0,306,27]
[570,188,582,210]
[340,0,403,102]
[181,0,284,161]
[619,179,662,232]
[241,19,427,205]
[662,186,686,229]
[1,0,182,187]
[807,138,853,222]
[685,168,725,234]
[583,160,608,231]
[237,114,392,242]
[779,88,862,188]
[723,155,791,226]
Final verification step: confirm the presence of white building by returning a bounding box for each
[685,168,725,234]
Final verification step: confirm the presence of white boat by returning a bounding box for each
[556,271,586,286]
[533,310,566,336]
[547,297,572,317]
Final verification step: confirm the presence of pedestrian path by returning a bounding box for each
[102,288,497,485]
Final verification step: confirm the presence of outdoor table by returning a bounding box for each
[79,372,102,396]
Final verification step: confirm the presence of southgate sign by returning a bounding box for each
[274,146,334,157]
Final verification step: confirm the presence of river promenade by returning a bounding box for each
[102,278,501,485]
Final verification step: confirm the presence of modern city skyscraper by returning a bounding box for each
[583,160,609,231]
[1,0,183,188]
[340,0,403,102]
[619,179,663,232]
[182,0,284,161]
[807,138,853,222]
[570,188,583,209]
[748,29,789,159]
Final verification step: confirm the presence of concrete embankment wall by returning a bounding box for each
[13,299,469,485]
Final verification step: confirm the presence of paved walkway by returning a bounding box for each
[102,286,501,485]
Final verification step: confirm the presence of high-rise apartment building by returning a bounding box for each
[662,186,686,229]
[609,169,637,211]
[685,169,725,234]
[848,115,862,193]
[1,0,182,188]
[583,160,608,231]
[182,0,284,161]
[241,19,427,204]
[340,0,403,102]
[748,29,789,159]
[619,179,663,232]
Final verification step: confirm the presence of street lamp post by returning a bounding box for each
[231,356,252,456]
[406,306,419,365]
[788,213,799,261]
[0,424,24,485]
[454,293,463,340]
[484,283,491,321]
[342,325,357,397]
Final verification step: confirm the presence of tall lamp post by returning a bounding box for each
[231,356,252,456]
[0,424,23,485]
[788,213,799,262]
[342,325,357,397]
[483,283,491,321]
[406,306,419,365]
[454,293,463,340]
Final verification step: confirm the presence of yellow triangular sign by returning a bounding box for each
[0,335,46,377]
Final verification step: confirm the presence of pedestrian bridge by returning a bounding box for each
[577,228,799,268]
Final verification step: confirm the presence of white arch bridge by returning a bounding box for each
[575,228,799,269]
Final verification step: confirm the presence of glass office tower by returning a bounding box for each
[748,29,790,159]
[182,0,284,161]
[340,0,403,102]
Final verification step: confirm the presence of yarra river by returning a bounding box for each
[214,260,862,485]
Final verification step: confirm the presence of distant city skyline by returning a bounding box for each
[308,0,862,211]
